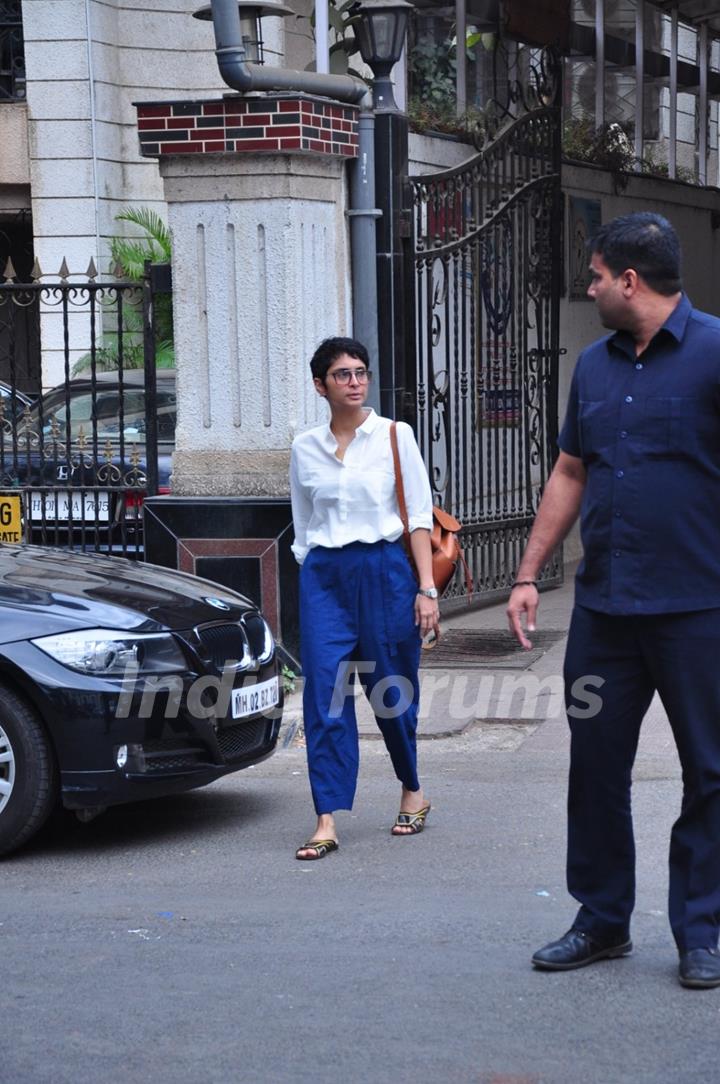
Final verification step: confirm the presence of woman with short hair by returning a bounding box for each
[290,336,439,860]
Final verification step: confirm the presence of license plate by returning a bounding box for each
[30,491,110,522]
[0,494,22,543]
[231,676,280,719]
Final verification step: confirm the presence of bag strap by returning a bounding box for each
[389,421,410,534]
[459,550,474,597]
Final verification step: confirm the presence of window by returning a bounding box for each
[0,1,25,101]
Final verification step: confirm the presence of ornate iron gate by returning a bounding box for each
[0,260,172,557]
[409,49,563,606]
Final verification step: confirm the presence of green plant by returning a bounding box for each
[640,144,696,184]
[407,22,495,132]
[563,117,636,173]
[281,665,297,695]
[110,207,171,278]
[408,98,482,140]
[563,118,698,186]
[409,35,457,110]
[73,207,174,375]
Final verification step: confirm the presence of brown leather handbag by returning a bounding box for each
[390,422,473,597]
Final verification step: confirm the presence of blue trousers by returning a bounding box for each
[299,540,422,814]
[565,604,720,952]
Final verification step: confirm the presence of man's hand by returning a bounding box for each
[505,453,585,650]
[507,583,539,649]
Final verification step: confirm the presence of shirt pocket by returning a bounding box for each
[637,396,719,455]
[668,397,720,454]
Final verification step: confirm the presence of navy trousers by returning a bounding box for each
[565,604,720,952]
[299,540,422,814]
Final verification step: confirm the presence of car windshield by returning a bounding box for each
[0,386,30,422]
[25,385,176,444]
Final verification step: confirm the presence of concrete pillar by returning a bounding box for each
[135,93,359,497]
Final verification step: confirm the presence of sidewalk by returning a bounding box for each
[282,568,578,740]
[359,567,577,738]
[283,562,677,760]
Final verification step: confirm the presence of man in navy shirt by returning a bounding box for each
[508,211,720,989]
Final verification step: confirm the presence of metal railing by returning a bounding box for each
[0,258,171,557]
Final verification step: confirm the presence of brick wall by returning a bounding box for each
[135,94,359,158]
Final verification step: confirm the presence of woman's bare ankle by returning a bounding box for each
[313,813,337,841]
[400,787,426,813]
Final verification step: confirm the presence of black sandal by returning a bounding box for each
[391,803,431,835]
[295,838,339,861]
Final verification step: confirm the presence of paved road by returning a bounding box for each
[4,582,719,1083]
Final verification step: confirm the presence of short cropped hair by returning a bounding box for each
[590,212,682,296]
[310,337,370,382]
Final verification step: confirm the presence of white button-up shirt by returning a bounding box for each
[290,409,433,564]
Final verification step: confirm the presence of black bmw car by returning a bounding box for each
[0,544,283,856]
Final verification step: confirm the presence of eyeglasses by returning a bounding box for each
[328,368,371,386]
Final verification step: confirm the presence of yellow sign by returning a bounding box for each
[0,494,22,544]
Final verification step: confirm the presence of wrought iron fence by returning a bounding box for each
[0,258,172,557]
[0,0,24,101]
[409,47,563,605]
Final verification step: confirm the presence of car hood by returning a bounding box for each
[0,544,256,643]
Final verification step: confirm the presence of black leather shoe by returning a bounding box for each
[679,948,720,989]
[532,927,633,971]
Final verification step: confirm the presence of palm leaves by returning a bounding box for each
[73,207,174,374]
[110,207,172,281]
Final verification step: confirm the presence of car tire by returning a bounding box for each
[0,684,58,857]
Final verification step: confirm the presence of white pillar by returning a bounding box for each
[158,153,351,497]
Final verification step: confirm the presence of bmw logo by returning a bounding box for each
[204,597,231,611]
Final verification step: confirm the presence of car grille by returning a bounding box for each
[216,719,269,761]
[197,623,249,670]
[142,739,208,772]
[195,616,271,673]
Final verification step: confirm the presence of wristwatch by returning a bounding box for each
[417,586,439,599]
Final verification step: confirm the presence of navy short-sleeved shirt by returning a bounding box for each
[559,293,720,614]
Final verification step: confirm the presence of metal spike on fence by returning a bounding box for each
[30,258,43,281]
[2,256,17,282]
[112,260,125,280]
[86,258,98,281]
[58,257,70,283]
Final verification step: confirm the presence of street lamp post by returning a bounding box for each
[354,0,416,422]
[353,0,413,112]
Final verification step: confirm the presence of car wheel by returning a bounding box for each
[0,684,58,857]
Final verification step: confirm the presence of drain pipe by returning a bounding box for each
[208,0,371,104]
[348,111,381,401]
[206,0,381,379]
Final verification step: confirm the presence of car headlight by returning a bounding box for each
[256,618,274,667]
[243,613,274,667]
[31,629,187,675]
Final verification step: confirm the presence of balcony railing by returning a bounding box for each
[0,1,25,101]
